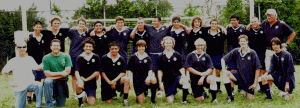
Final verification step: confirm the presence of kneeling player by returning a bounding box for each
[75,37,101,106]
[157,36,190,104]
[127,40,157,104]
[186,38,219,104]
[101,42,130,106]
[261,37,295,100]
[222,35,272,102]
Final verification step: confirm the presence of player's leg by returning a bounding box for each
[76,78,85,107]
[206,75,219,104]
[261,74,273,100]
[121,76,130,106]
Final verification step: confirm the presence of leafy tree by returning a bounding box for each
[52,3,62,18]
[179,2,204,27]
[218,0,249,26]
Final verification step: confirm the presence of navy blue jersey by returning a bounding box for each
[205,29,226,56]
[101,54,126,80]
[106,28,132,59]
[157,51,183,79]
[68,30,88,57]
[226,26,246,50]
[90,32,113,58]
[75,53,101,89]
[127,53,153,82]
[186,27,210,53]
[168,27,188,60]
[268,51,295,83]
[27,34,52,64]
[185,51,214,82]
[144,25,171,53]
[41,28,70,52]
[132,30,150,50]
[261,20,294,47]
[223,48,262,87]
[246,28,267,50]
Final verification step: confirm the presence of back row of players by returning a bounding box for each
[4,8,295,107]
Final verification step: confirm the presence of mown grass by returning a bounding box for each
[0,66,300,108]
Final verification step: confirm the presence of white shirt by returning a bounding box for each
[2,56,39,92]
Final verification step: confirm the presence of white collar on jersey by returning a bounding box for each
[96,31,106,37]
[238,46,251,57]
[230,24,242,30]
[192,50,205,59]
[170,27,184,32]
[135,52,149,60]
[208,28,221,35]
[135,30,147,37]
[115,26,128,33]
[79,52,94,61]
[33,33,43,38]
[107,52,121,63]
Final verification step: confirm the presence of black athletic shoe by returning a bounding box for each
[225,96,234,103]
[203,92,209,98]
[264,97,273,101]
[32,94,36,101]
[182,100,192,105]
[151,100,157,105]
[217,90,222,94]
[27,97,32,105]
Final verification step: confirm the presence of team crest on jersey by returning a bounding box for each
[42,40,44,44]
[104,35,107,38]
[162,27,165,31]
[117,61,121,66]
[281,57,284,61]
[260,30,263,34]
[247,56,251,60]
[275,26,279,29]
[113,64,115,66]
[173,57,177,61]
[92,59,95,63]
[218,34,220,36]
[182,34,185,36]
[202,57,206,61]
[59,33,62,36]
[240,29,243,32]
[61,59,65,66]
[123,33,126,36]
[83,33,86,36]
[199,31,202,34]
[144,59,147,63]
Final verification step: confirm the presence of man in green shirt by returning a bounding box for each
[43,39,72,107]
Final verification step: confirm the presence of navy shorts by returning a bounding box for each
[33,70,46,81]
[101,81,123,101]
[211,55,223,70]
[150,54,160,73]
[254,49,266,70]
[191,76,210,98]
[70,56,77,76]
[84,84,97,98]
[133,81,147,96]
[271,73,294,94]
[232,72,254,95]
[164,75,183,97]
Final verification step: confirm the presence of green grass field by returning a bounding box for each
[1,66,300,108]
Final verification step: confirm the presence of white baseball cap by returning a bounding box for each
[265,9,277,15]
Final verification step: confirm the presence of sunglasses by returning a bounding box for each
[17,46,27,48]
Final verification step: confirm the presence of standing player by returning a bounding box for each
[261,37,295,100]
[205,19,226,94]
[2,42,43,108]
[185,38,219,104]
[43,39,72,107]
[221,35,272,102]
[157,36,190,104]
[130,17,150,54]
[127,40,157,104]
[100,42,130,106]
[74,37,101,106]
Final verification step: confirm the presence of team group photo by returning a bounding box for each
[0,0,299,108]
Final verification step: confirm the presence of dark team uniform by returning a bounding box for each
[132,30,150,54]
[41,28,70,53]
[261,20,294,47]
[144,25,171,72]
[226,25,246,70]
[185,51,214,98]
[223,48,262,94]
[75,53,101,97]
[100,53,126,101]
[186,27,210,53]
[27,34,50,80]
[168,27,188,64]
[157,51,183,97]
[268,51,295,94]
[205,29,226,69]
[246,28,267,70]
[90,31,113,58]
[127,53,153,96]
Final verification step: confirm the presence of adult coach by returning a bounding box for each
[43,39,72,107]
[2,43,43,108]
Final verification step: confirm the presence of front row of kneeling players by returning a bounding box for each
[3,35,295,107]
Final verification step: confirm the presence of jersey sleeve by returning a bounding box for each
[75,56,81,72]
[42,56,50,71]
[185,54,193,68]
[68,29,74,39]
[120,58,126,73]
[267,55,275,74]
[206,55,214,69]
[147,57,153,71]
[157,55,163,71]
[282,23,294,37]
[178,53,183,68]
[286,53,295,73]
[252,51,262,69]
[2,59,14,74]
[127,56,135,71]
[223,49,235,64]
[96,55,102,72]
[29,56,39,70]
[64,54,73,67]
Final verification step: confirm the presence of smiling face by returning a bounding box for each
[272,42,281,52]
[83,43,94,55]
[94,23,103,33]
[50,42,61,54]
[239,38,248,48]
[211,21,218,30]
[193,19,201,28]
[250,17,260,28]
[172,20,181,28]
[51,20,60,30]
[152,18,161,28]
[33,24,43,34]
[116,20,124,28]
[164,39,174,50]
[137,45,146,54]
[266,14,277,23]
[78,20,86,29]
[137,19,145,29]
[230,18,239,28]
[109,46,119,56]
[17,45,27,56]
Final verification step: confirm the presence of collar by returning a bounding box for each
[136,30,147,36]
[96,31,106,37]
[115,26,128,33]
[107,52,121,60]
[238,46,251,57]
[230,25,241,30]
[192,28,201,33]
[266,20,280,26]
[51,29,60,36]
[170,27,184,32]
[33,33,43,38]
[163,49,175,55]
[79,52,94,61]
[192,50,205,60]
[134,52,149,60]
[208,28,221,34]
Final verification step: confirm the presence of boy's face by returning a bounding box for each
[164,39,173,50]
[137,20,145,29]
[94,23,103,32]
[83,43,94,54]
[193,19,201,28]
[109,46,119,56]
[239,38,248,48]
[51,20,60,29]
[211,21,218,29]
[137,45,145,53]
[78,20,86,29]
[50,42,61,53]
[116,20,124,28]
[152,18,161,28]
[33,24,42,33]
[230,18,239,27]
[272,42,281,51]
[195,44,205,52]
[172,20,181,28]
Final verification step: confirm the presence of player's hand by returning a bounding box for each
[24,37,29,43]
[129,83,133,89]
[246,24,251,31]
[285,83,290,92]
[90,30,95,36]
[159,83,164,91]
[8,82,17,88]
[111,84,116,89]
[83,27,89,33]
[248,83,257,91]
[111,80,117,86]
[77,79,84,88]
[226,24,232,29]
[80,77,87,82]
[281,43,287,50]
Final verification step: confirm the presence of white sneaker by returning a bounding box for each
[157,91,162,98]
[279,91,287,97]
[74,93,78,100]
[212,99,219,105]
[147,93,151,97]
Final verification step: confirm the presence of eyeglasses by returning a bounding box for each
[17,46,27,49]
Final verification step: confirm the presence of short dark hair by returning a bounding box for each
[172,16,181,22]
[94,21,104,27]
[34,21,43,26]
[191,16,202,28]
[270,37,282,48]
[109,41,119,48]
[116,16,125,22]
[238,35,248,42]
[136,40,147,49]
[77,17,86,25]
[81,37,95,48]
[50,39,61,46]
[153,15,161,21]
[230,14,240,20]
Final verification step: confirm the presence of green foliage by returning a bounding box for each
[73,0,174,20]
[179,2,204,27]
[52,3,62,18]
[219,0,250,26]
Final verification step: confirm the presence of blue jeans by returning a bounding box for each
[14,82,43,108]
[44,78,67,108]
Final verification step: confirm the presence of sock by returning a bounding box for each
[225,83,232,97]
[182,89,188,102]
[262,84,272,99]
[259,82,263,92]
[210,90,217,101]
[217,82,221,90]
[77,93,83,105]
[124,94,128,100]
[231,87,234,92]
[238,84,242,90]
[151,84,157,102]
